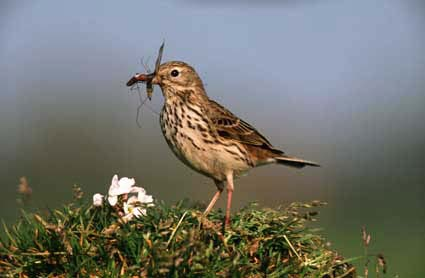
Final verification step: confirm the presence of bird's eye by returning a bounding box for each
[170,69,179,77]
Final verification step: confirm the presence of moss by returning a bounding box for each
[0,198,355,277]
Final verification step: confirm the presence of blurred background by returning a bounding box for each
[1,0,424,276]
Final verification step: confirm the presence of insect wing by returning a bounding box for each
[155,42,164,73]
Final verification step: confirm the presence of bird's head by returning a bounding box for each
[152,61,204,91]
[126,44,205,99]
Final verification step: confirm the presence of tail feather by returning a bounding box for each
[275,156,320,168]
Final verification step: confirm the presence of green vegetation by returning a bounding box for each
[0,190,361,278]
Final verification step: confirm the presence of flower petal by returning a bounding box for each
[108,177,134,196]
[108,176,136,196]
[127,196,139,205]
[118,177,135,189]
[139,193,153,204]
[123,201,130,214]
[93,193,104,207]
[108,195,118,206]
[108,175,120,196]
[111,175,119,187]
[130,186,145,194]
[122,213,133,222]
[133,207,144,218]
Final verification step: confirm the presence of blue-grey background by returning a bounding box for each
[1,0,424,276]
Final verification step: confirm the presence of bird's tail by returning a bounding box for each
[275,155,320,168]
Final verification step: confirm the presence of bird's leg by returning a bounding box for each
[225,172,234,227]
[203,180,224,216]
[203,190,222,216]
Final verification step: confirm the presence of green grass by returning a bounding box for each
[0,194,359,277]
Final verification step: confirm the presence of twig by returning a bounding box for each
[20,251,67,256]
[335,266,356,278]
[166,211,188,248]
[283,234,303,262]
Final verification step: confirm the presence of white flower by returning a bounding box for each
[122,196,146,222]
[92,193,104,207]
[137,189,154,205]
[108,175,134,197]
[121,190,154,222]
[107,174,143,206]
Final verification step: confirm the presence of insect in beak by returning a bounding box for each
[146,81,153,100]
[126,72,154,86]
[126,42,164,101]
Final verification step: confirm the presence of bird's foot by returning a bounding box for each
[223,215,231,231]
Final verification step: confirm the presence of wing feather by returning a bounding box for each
[207,99,283,154]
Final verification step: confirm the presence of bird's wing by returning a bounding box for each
[206,99,283,153]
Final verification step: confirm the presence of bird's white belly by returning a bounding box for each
[160,101,250,180]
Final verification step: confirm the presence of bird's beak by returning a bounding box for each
[126,73,156,87]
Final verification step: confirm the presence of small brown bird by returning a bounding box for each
[127,45,319,227]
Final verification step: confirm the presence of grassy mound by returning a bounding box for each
[0,197,356,277]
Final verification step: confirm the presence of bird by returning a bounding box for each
[126,45,319,227]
